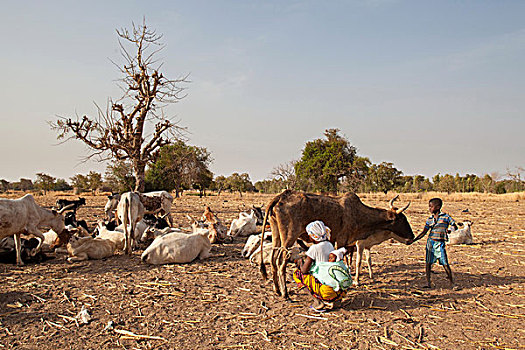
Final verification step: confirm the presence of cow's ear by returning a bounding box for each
[52,209,58,216]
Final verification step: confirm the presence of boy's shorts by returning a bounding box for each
[426,239,449,266]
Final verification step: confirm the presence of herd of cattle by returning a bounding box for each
[0,190,474,295]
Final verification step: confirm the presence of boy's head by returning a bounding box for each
[429,198,442,214]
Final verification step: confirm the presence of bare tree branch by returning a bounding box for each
[49,19,189,191]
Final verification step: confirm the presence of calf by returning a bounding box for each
[0,194,72,265]
[448,221,474,245]
[350,231,412,286]
[141,228,212,265]
[66,235,117,262]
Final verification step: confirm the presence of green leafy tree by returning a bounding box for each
[35,173,56,195]
[70,174,89,191]
[0,179,9,192]
[213,175,229,195]
[85,171,103,193]
[295,128,356,193]
[145,141,212,197]
[366,162,403,194]
[340,156,371,192]
[192,169,214,197]
[14,178,34,191]
[104,161,135,193]
[226,173,254,197]
[436,174,456,193]
[54,179,72,191]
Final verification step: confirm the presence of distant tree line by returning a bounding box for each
[254,129,525,195]
[1,129,523,196]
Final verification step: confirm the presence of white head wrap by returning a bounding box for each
[306,220,331,242]
[330,247,347,262]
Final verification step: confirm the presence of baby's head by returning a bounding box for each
[329,247,347,262]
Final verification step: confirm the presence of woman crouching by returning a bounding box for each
[293,220,352,311]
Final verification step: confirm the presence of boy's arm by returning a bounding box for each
[411,227,429,243]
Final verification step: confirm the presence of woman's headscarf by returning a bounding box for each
[306,220,331,242]
[330,247,347,262]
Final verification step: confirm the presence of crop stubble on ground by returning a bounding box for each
[0,192,523,349]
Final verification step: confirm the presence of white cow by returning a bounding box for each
[448,221,474,245]
[66,235,117,262]
[228,210,258,237]
[116,192,145,255]
[250,243,303,265]
[242,232,272,258]
[141,228,212,265]
[0,194,71,265]
[105,191,174,226]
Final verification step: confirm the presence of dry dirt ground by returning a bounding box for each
[0,192,524,350]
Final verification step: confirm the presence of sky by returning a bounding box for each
[1,0,524,183]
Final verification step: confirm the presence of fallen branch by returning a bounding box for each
[295,313,328,321]
[113,328,167,341]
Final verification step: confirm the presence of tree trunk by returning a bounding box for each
[133,160,146,192]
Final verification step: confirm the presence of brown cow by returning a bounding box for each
[200,206,228,244]
[259,190,414,298]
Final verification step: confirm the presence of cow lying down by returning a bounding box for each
[448,221,474,245]
[141,228,211,265]
[241,232,304,265]
[0,237,50,264]
[67,235,117,262]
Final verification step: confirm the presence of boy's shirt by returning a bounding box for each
[425,212,456,241]
[309,261,352,291]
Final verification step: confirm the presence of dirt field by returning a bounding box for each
[1,191,524,350]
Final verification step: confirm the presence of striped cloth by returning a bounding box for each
[425,212,456,241]
[293,269,346,302]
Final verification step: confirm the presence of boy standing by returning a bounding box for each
[412,198,458,288]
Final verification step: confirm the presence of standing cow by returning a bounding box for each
[105,191,173,226]
[116,192,145,255]
[0,194,71,265]
[260,190,414,298]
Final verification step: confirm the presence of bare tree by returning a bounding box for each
[51,20,188,192]
[270,160,297,190]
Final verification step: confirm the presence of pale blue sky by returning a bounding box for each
[1,1,524,183]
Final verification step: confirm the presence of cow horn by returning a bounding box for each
[186,214,197,225]
[396,201,410,214]
[57,204,75,214]
[389,195,399,210]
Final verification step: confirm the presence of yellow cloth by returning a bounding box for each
[293,268,346,302]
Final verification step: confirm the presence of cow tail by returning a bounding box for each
[123,197,130,249]
[260,191,289,280]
